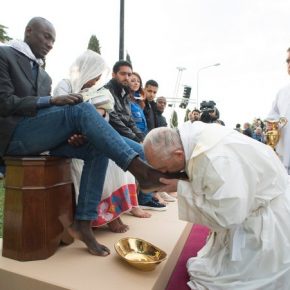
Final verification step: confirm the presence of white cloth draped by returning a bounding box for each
[177,121,290,290]
[267,83,290,174]
[53,49,109,95]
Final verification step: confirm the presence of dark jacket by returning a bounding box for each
[143,100,158,131]
[156,111,167,127]
[105,79,144,142]
[0,46,52,156]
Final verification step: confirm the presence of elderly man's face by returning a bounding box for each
[145,146,185,173]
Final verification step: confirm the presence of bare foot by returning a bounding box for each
[130,207,151,218]
[107,217,129,233]
[169,192,178,198]
[68,220,110,256]
[128,157,188,193]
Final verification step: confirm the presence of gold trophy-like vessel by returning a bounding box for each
[265,117,288,150]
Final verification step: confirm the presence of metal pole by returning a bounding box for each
[119,0,125,60]
[173,67,186,108]
[196,63,220,108]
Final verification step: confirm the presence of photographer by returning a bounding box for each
[199,100,225,125]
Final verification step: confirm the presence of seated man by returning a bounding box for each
[0,17,180,257]
[143,121,290,289]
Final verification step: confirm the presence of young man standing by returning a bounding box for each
[143,79,159,132]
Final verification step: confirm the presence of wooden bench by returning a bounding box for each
[2,156,75,261]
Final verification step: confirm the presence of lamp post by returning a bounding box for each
[119,0,125,60]
[173,67,186,106]
[196,63,220,108]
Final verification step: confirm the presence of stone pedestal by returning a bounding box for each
[2,156,75,261]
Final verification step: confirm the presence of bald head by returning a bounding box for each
[143,127,185,173]
[156,96,167,113]
[24,17,55,59]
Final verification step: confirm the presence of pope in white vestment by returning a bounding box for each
[144,121,290,290]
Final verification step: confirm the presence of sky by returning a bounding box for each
[2,0,290,128]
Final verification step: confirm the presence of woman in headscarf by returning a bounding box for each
[53,50,140,233]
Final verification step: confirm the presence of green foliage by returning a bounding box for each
[87,35,101,54]
[0,180,4,238]
[184,108,191,122]
[170,110,178,128]
[0,24,12,43]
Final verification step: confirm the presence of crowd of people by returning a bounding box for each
[2,16,290,289]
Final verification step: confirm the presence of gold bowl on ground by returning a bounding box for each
[114,237,167,271]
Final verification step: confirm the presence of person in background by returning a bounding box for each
[243,122,253,137]
[267,47,290,174]
[129,72,148,135]
[156,96,168,127]
[190,109,200,123]
[252,126,265,143]
[234,123,242,132]
[199,100,224,125]
[143,122,290,290]
[143,79,159,132]
[105,60,144,143]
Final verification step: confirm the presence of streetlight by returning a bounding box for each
[173,67,186,105]
[196,63,220,108]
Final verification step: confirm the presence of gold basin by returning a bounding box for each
[114,237,167,271]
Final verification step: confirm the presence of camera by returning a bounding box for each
[200,100,216,113]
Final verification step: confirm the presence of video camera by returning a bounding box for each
[200,100,216,113]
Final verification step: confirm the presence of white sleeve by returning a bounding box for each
[53,79,72,96]
[267,91,281,120]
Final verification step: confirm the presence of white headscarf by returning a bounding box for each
[69,49,109,93]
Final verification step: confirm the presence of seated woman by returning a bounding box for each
[53,50,145,233]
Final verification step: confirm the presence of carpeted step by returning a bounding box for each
[166,224,209,290]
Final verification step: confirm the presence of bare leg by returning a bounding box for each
[130,207,151,218]
[107,217,129,233]
[68,220,110,256]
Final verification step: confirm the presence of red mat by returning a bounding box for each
[165,224,209,290]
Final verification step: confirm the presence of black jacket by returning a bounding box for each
[143,100,158,131]
[0,46,52,156]
[105,79,144,142]
[157,111,168,127]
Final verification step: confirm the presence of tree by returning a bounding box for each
[0,24,12,43]
[87,35,101,54]
[170,110,178,128]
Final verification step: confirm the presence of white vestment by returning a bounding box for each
[267,84,290,173]
[177,121,290,290]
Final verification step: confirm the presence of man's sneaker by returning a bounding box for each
[158,192,177,202]
[139,200,167,211]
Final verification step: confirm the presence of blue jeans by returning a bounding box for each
[6,103,139,220]
[121,136,153,205]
